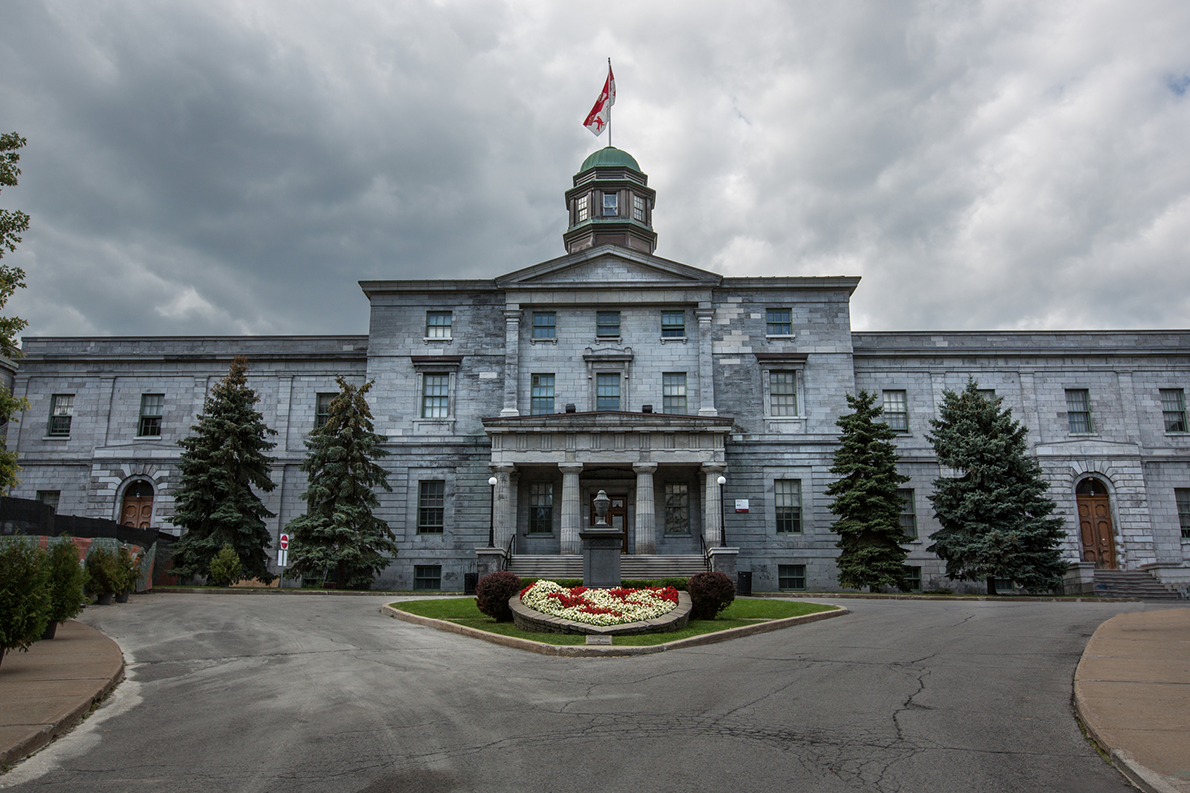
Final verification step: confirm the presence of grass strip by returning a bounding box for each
[391,597,837,646]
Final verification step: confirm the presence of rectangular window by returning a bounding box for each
[662,372,687,414]
[903,566,922,592]
[661,311,685,338]
[48,394,74,437]
[414,565,442,591]
[425,311,452,339]
[603,192,618,216]
[417,481,445,533]
[633,195,646,221]
[778,564,806,591]
[137,393,164,437]
[576,195,589,222]
[315,393,335,428]
[771,371,797,417]
[774,479,802,533]
[532,312,556,339]
[596,311,620,338]
[883,390,909,432]
[422,375,450,418]
[530,374,555,415]
[994,578,1015,594]
[529,483,553,534]
[766,308,792,336]
[899,489,917,540]
[976,389,996,401]
[1160,389,1187,433]
[1176,489,1190,539]
[664,483,690,535]
[1066,389,1092,433]
[596,373,620,411]
[36,490,60,513]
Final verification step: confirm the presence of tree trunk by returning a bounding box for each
[987,576,997,595]
[337,560,346,590]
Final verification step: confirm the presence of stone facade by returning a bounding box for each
[7,149,1190,591]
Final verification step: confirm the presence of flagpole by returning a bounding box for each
[607,57,612,148]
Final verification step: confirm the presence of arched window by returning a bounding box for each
[1076,478,1109,496]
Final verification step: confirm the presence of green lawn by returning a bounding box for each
[390,597,838,646]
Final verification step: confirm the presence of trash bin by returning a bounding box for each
[464,573,479,595]
[737,571,752,596]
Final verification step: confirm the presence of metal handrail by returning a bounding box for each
[699,534,711,572]
[501,533,515,571]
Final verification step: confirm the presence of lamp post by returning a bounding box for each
[488,476,498,548]
[717,475,727,547]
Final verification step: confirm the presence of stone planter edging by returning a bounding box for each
[509,591,692,635]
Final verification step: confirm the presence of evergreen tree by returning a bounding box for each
[0,133,32,490]
[286,379,395,589]
[927,379,1067,594]
[826,390,912,590]
[170,356,277,583]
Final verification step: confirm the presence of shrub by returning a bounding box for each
[687,571,736,620]
[0,538,51,668]
[622,577,689,590]
[85,545,123,596]
[46,538,86,625]
[475,571,522,622]
[116,545,141,594]
[208,543,243,588]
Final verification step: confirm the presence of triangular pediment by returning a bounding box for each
[497,246,721,287]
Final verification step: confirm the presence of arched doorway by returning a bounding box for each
[121,481,155,529]
[1076,478,1116,569]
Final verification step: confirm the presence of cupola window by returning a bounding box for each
[575,195,588,222]
[633,195,646,222]
[603,192,618,216]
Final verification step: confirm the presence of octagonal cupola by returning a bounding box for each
[563,146,658,255]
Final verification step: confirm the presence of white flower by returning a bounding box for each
[520,581,679,626]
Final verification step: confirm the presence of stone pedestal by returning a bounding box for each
[475,547,507,578]
[707,546,739,579]
[1062,561,1096,595]
[581,489,622,588]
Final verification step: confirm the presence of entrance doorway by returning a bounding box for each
[1076,478,1116,569]
[590,493,629,553]
[121,481,155,529]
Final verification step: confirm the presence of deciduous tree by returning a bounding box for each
[827,390,911,590]
[0,132,32,489]
[927,379,1067,594]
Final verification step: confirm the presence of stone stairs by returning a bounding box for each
[506,554,707,580]
[1094,569,1181,600]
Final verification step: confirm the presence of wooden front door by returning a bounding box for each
[1077,495,1116,569]
[121,482,154,529]
[590,494,629,553]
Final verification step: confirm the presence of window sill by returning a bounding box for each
[415,531,445,537]
[525,532,554,538]
[595,336,622,344]
[1068,432,1099,437]
[659,336,688,344]
[43,435,70,441]
[529,337,557,345]
[134,435,162,440]
[664,533,692,538]
[422,337,453,343]
[765,334,796,341]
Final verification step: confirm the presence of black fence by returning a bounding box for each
[0,496,173,550]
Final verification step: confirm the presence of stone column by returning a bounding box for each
[702,463,726,548]
[633,463,658,555]
[696,306,717,416]
[492,464,515,550]
[559,462,584,555]
[501,308,522,416]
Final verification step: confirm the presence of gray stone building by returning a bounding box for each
[7,147,1190,593]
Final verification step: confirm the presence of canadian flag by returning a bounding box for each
[583,63,616,136]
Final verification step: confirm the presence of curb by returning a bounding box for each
[1075,691,1184,793]
[0,623,125,768]
[382,603,849,657]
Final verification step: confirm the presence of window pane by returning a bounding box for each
[1176,488,1190,539]
[903,566,922,591]
[315,393,335,428]
[596,374,620,411]
[899,489,917,539]
[138,393,164,436]
[1066,389,1092,432]
[633,195,646,221]
[662,372,687,414]
[1161,389,1187,433]
[418,481,445,533]
[664,483,690,534]
[778,564,806,590]
[532,312,556,339]
[766,308,792,335]
[37,490,60,513]
[771,371,797,416]
[48,394,74,436]
[774,479,801,533]
[414,565,441,591]
[883,390,908,432]
[576,195,588,222]
[426,311,452,338]
[596,311,620,337]
[661,311,685,338]
[529,483,553,533]
[603,192,618,216]
[422,375,449,418]
[530,374,554,415]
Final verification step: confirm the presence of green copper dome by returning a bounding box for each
[579,146,641,173]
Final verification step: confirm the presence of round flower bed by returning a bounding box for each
[519,581,680,627]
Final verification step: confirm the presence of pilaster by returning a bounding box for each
[696,306,717,416]
[559,462,584,555]
[633,463,658,554]
[501,308,522,417]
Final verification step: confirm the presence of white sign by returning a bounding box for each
[735,499,750,513]
[277,548,288,568]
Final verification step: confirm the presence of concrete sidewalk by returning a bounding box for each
[1075,608,1190,793]
[0,619,124,768]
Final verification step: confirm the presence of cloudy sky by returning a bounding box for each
[2,0,1189,340]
